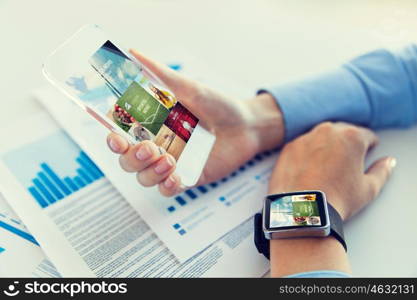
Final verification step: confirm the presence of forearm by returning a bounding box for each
[268,181,352,278]
[270,236,350,277]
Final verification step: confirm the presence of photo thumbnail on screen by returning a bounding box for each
[65,40,198,160]
[269,194,322,228]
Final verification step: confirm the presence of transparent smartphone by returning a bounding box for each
[42,24,215,187]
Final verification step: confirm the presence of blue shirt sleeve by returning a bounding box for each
[286,270,351,278]
[261,45,417,141]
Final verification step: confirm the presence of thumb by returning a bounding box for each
[129,49,199,100]
[365,156,396,199]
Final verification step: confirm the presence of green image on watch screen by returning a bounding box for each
[269,194,322,228]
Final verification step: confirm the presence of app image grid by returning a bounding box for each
[66,40,198,160]
[270,194,321,228]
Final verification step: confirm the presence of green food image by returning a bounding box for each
[292,201,320,217]
[113,116,132,132]
[116,82,169,135]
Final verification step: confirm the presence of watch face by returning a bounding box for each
[265,191,328,230]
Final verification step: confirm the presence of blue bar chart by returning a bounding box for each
[3,130,105,210]
[27,151,104,208]
[166,148,279,213]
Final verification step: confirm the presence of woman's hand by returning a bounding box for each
[107,49,284,196]
[268,122,396,277]
[269,122,396,220]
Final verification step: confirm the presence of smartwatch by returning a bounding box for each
[254,190,346,259]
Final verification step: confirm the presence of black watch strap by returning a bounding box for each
[327,203,347,252]
[254,213,270,259]
[254,203,346,260]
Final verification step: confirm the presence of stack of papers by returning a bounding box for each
[0,193,60,277]
[0,58,272,277]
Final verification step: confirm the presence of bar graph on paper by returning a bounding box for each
[3,130,104,209]
[158,148,277,237]
[27,151,103,208]
[166,150,277,215]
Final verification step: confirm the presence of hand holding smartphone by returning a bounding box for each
[43,25,215,187]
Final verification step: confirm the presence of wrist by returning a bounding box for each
[260,191,350,276]
[270,236,350,277]
[245,93,285,153]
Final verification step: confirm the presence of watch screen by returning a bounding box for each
[269,193,322,228]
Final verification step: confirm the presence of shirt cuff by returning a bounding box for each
[285,270,351,278]
[259,67,371,142]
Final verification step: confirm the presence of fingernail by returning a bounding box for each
[136,144,153,161]
[158,146,166,155]
[389,157,397,170]
[109,138,120,152]
[177,184,186,194]
[155,157,174,174]
[164,175,176,189]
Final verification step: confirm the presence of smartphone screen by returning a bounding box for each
[65,40,198,160]
[43,25,215,186]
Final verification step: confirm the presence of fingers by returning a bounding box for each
[129,48,213,122]
[365,156,397,198]
[158,173,183,197]
[118,140,162,172]
[353,126,379,163]
[356,126,379,150]
[136,154,176,187]
[334,122,379,150]
[129,49,194,97]
[107,134,180,189]
[107,133,129,154]
[117,140,177,187]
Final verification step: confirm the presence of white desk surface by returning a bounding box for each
[1,0,416,277]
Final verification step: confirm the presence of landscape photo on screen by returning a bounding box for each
[65,40,198,160]
[269,194,322,228]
